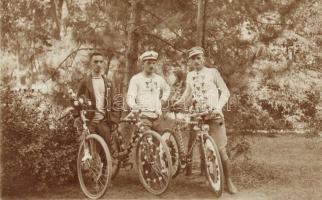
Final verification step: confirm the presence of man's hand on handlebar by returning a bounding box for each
[170,101,186,112]
[210,109,223,119]
[122,108,158,123]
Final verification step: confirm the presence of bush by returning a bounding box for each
[0,87,79,193]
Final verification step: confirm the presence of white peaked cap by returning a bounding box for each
[188,46,204,58]
[139,50,159,61]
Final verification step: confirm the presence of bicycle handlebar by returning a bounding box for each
[170,107,222,118]
[120,109,158,123]
[58,107,74,120]
[167,107,223,126]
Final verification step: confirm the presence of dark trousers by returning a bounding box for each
[88,120,112,148]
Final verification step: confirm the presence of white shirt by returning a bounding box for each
[92,77,105,121]
[179,67,230,114]
[127,72,170,117]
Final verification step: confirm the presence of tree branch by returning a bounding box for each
[142,8,190,42]
[138,32,185,53]
[44,47,122,83]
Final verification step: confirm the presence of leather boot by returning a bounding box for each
[222,159,238,194]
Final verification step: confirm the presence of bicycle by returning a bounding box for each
[109,109,173,195]
[161,108,224,197]
[60,94,112,199]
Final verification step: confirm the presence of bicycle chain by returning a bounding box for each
[175,127,186,156]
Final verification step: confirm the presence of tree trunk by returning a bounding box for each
[50,0,64,40]
[196,0,206,47]
[123,0,142,94]
[187,0,207,176]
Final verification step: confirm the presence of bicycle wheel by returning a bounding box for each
[77,134,112,199]
[201,134,224,197]
[110,132,121,180]
[161,129,180,178]
[136,130,172,195]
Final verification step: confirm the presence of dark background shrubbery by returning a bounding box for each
[0,87,79,193]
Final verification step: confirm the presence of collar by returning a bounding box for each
[91,72,103,78]
[195,66,206,74]
[141,72,155,79]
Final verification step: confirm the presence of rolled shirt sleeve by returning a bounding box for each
[160,77,171,102]
[126,76,138,109]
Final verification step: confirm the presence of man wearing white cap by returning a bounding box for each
[127,50,171,130]
[174,46,238,194]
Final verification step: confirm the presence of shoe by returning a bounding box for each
[222,158,238,194]
[225,178,238,194]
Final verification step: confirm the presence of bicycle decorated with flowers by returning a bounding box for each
[161,107,224,197]
[60,92,112,200]
[109,109,173,195]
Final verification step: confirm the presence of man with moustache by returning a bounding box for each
[173,47,238,194]
[126,50,171,131]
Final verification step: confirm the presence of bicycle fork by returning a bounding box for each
[82,129,93,162]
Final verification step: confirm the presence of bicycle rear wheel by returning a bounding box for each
[77,134,112,199]
[161,129,180,178]
[202,134,224,197]
[136,130,172,195]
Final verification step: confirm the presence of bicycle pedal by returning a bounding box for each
[122,162,134,171]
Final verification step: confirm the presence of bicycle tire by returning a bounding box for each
[77,134,112,200]
[135,130,173,195]
[201,134,224,197]
[161,129,181,178]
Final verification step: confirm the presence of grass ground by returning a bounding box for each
[2,134,322,200]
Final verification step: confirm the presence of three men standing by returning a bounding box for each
[78,48,237,194]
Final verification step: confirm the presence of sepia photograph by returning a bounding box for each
[1,0,321,199]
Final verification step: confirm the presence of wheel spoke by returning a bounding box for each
[136,131,172,195]
[78,135,111,199]
[151,164,166,179]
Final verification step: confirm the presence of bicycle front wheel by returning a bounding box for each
[77,134,112,199]
[136,130,172,195]
[202,134,224,197]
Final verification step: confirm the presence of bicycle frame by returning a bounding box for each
[169,110,221,166]
[75,109,102,162]
[114,111,157,162]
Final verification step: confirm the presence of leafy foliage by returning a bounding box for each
[0,87,78,192]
